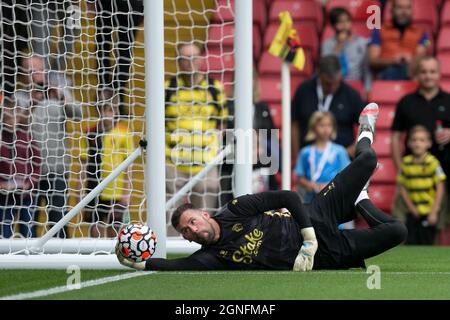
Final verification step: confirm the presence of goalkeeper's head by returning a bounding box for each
[171,203,220,245]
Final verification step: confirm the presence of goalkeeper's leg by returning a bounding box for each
[341,199,408,260]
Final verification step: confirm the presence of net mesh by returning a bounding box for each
[0,0,236,251]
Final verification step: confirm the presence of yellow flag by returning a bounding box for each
[268,11,305,71]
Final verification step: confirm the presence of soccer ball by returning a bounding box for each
[117,224,157,262]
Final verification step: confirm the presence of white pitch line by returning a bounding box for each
[0,271,156,300]
[157,271,450,275]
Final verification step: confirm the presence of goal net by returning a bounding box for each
[0,0,247,268]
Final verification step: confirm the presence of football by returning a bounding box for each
[117,224,157,262]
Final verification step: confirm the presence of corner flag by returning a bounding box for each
[268,11,305,71]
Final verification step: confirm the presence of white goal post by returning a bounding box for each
[0,0,253,269]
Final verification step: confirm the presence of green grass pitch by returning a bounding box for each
[1,246,450,300]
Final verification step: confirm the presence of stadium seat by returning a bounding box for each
[208,14,262,61]
[253,0,268,32]
[259,76,305,104]
[269,0,323,33]
[369,185,396,212]
[440,81,450,92]
[372,157,397,184]
[325,0,381,22]
[437,53,450,81]
[437,26,450,54]
[372,130,392,157]
[368,81,417,107]
[263,23,319,58]
[211,0,267,32]
[211,0,234,23]
[441,1,450,27]
[258,51,314,78]
[383,0,438,35]
[376,105,396,130]
[345,80,366,100]
[321,22,373,43]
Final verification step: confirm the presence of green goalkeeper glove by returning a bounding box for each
[115,242,146,270]
[293,227,318,272]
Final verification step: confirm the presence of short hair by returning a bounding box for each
[329,7,352,27]
[171,203,196,230]
[408,125,431,141]
[318,55,341,78]
[305,111,337,142]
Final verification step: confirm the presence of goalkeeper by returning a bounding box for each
[117,103,407,271]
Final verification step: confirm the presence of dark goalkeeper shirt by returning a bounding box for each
[145,191,312,271]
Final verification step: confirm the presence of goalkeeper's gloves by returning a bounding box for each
[115,242,146,271]
[293,227,318,272]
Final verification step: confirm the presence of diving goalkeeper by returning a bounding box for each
[117,103,408,271]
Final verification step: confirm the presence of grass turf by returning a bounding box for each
[1,246,450,300]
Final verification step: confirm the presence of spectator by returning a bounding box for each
[0,96,40,238]
[321,7,371,90]
[391,56,450,227]
[368,0,429,80]
[81,88,135,238]
[398,126,446,245]
[23,55,83,238]
[86,0,144,115]
[165,43,228,225]
[295,111,351,205]
[291,55,365,162]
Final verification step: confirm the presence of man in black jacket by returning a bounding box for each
[117,103,407,271]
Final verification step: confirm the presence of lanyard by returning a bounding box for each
[309,142,332,182]
[316,82,333,112]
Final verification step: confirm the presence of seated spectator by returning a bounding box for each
[295,111,351,205]
[368,0,429,80]
[0,96,40,238]
[81,88,135,238]
[398,126,446,245]
[291,55,365,162]
[321,7,371,90]
[391,56,450,229]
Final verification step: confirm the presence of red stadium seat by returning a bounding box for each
[269,1,323,33]
[253,0,268,32]
[437,53,450,81]
[376,105,396,130]
[369,184,396,212]
[202,49,234,73]
[211,0,234,23]
[441,1,450,27]
[368,81,417,107]
[437,26,450,54]
[325,0,381,21]
[211,0,267,32]
[207,15,262,61]
[441,81,450,92]
[258,51,314,78]
[383,0,438,35]
[372,157,397,184]
[258,75,305,104]
[263,23,319,58]
[372,130,392,157]
[345,80,365,100]
[207,24,234,48]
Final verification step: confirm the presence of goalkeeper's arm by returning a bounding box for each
[116,245,225,271]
